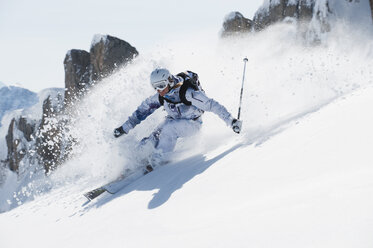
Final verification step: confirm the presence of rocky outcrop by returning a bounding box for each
[35,95,64,174]
[221,0,331,39]
[63,50,91,105]
[5,117,36,173]
[298,0,315,21]
[90,35,139,82]
[4,92,64,174]
[4,34,138,176]
[221,12,254,37]
[252,0,315,30]
[63,35,138,106]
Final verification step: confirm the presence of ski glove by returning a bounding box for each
[114,126,126,138]
[232,119,242,134]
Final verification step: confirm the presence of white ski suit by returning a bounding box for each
[120,73,234,166]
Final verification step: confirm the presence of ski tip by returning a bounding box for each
[83,193,93,202]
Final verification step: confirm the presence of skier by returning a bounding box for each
[113,68,242,172]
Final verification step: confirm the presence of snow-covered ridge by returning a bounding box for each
[0,87,64,170]
[0,86,38,127]
[0,87,64,129]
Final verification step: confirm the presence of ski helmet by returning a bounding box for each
[150,68,173,90]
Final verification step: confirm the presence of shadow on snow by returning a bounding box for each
[83,143,242,211]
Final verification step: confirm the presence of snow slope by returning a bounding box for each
[0,1,373,246]
[0,76,373,248]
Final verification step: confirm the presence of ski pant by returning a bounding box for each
[138,117,202,166]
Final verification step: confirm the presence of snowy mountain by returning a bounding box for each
[0,86,38,127]
[0,81,5,89]
[0,87,64,179]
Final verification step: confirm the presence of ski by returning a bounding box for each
[83,187,107,201]
[83,165,153,201]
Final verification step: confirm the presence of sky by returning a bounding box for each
[0,0,263,92]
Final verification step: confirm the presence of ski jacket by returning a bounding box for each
[120,74,234,134]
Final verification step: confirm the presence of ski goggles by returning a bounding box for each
[152,79,169,91]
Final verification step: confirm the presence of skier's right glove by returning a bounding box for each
[232,119,242,134]
[114,126,126,138]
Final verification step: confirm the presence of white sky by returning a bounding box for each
[0,0,263,92]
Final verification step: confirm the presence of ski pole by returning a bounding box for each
[237,57,248,120]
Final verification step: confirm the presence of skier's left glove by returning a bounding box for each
[114,126,126,138]
[231,119,242,134]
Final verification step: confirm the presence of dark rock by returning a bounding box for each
[90,35,139,82]
[253,9,271,30]
[63,49,91,105]
[283,1,299,19]
[249,0,331,40]
[221,11,253,37]
[252,0,289,30]
[63,35,138,107]
[5,118,17,172]
[18,117,35,142]
[4,35,139,176]
[298,0,315,21]
[4,91,64,175]
[5,117,35,173]
[268,0,287,24]
[36,96,63,174]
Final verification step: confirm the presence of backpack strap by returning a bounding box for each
[159,71,200,106]
[158,94,164,105]
[179,81,193,106]
[158,85,192,106]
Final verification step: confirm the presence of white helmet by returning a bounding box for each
[150,68,173,90]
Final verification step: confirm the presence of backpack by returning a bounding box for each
[159,71,203,106]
